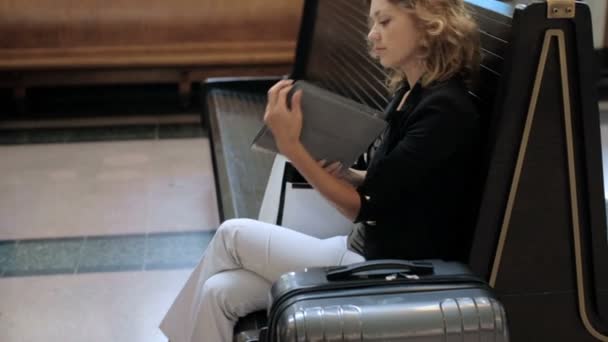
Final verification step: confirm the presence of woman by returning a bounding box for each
[160,0,480,341]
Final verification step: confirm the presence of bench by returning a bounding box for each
[0,0,303,107]
[203,0,608,340]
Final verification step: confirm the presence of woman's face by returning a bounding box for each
[368,0,421,70]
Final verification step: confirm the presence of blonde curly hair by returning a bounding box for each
[372,0,480,91]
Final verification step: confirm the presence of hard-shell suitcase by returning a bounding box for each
[249,259,509,341]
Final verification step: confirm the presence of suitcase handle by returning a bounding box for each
[326,260,434,281]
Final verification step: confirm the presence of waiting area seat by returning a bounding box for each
[203,0,608,340]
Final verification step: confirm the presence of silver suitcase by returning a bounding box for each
[248,260,509,341]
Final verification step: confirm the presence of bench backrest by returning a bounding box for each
[464,0,514,278]
[291,0,390,110]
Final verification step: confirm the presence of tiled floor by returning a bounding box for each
[1,103,607,342]
[0,138,218,240]
[0,122,218,341]
[0,231,213,277]
[0,270,191,342]
[0,123,204,145]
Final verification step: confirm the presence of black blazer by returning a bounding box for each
[354,76,481,261]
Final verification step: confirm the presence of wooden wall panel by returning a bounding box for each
[0,0,302,48]
[0,0,303,89]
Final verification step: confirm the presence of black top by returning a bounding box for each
[352,76,481,262]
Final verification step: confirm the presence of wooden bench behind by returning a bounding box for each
[0,0,304,104]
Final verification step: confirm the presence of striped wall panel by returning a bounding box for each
[304,0,391,111]
[300,0,513,112]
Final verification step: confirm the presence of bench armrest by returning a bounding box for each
[205,76,288,92]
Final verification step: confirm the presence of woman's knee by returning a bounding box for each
[217,218,258,236]
[200,274,237,319]
[216,219,259,247]
[213,219,264,265]
[201,271,269,320]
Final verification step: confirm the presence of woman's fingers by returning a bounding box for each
[264,80,293,123]
[326,161,343,176]
[276,85,293,112]
[291,89,303,114]
[318,159,343,177]
[267,79,294,108]
[267,79,293,96]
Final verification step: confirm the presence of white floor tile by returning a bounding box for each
[0,138,219,240]
[0,270,191,342]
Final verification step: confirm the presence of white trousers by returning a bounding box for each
[159,218,365,342]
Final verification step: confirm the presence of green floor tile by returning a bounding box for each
[144,231,214,270]
[68,125,157,143]
[0,241,17,276]
[3,238,82,277]
[0,130,28,145]
[26,128,71,144]
[77,235,146,273]
[0,123,209,145]
[158,124,205,139]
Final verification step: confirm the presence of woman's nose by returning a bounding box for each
[367,28,379,42]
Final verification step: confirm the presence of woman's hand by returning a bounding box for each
[319,160,343,178]
[318,160,366,187]
[264,80,362,220]
[264,79,304,158]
